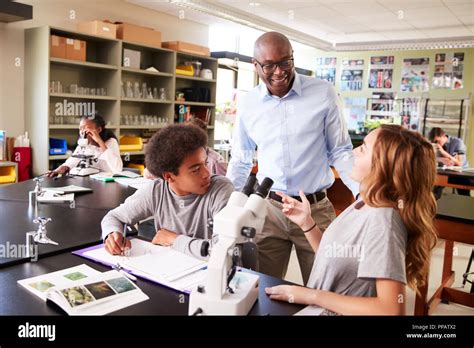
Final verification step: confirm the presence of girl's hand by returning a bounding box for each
[277,190,315,231]
[84,127,102,144]
[46,165,69,177]
[265,285,318,305]
[84,127,107,151]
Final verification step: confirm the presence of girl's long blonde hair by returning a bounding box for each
[361,125,437,290]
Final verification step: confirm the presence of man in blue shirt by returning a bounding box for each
[227,32,358,284]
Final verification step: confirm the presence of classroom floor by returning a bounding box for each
[284,239,474,315]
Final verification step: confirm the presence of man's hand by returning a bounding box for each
[152,228,178,246]
[265,285,318,305]
[104,231,132,255]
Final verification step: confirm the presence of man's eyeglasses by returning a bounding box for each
[254,58,294,74]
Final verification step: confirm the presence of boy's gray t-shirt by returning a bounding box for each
[101,175,234,259]
[307,200,407,297]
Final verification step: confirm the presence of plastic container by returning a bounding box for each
[126,163,145,175]
[0,165,16,184]
[175,65,194,76]
[119,136,143,151]
[185,61,202,77]
[49,138,68,155]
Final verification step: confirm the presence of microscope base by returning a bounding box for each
[70,167,100,177]
[188,271,259,315]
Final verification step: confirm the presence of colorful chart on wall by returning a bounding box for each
[340,59,364,91]
[315,57,337,85]
[401,58,430,92]
[432,52,464,90]
[368,56,394,89]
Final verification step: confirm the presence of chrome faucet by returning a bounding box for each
[26,217,58,259]
[29,177,43,204]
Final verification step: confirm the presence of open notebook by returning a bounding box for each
[113,177,152,189]
[36,190,75,203]
[73,238,207,294]
[90,171,142,182]
[18,264,149,315]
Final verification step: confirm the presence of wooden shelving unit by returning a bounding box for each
[25,25,217,175]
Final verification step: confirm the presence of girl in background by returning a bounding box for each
[48,115,122,176]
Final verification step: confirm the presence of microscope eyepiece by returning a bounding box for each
[255,177,274,198]
[200,240,210,257]
[242,174,258,196]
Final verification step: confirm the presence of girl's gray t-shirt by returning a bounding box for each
[307,200,408,297]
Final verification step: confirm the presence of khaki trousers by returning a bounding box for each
[254,196,336,285]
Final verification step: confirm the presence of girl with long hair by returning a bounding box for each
[48,114,122,176]
[266,125,438,315]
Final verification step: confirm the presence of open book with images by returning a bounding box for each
[18,264,101,301]
[18,264,149,315]
[73,238,207,294]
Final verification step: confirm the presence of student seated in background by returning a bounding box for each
[187,117,228,176]
[47,114,122,176]
[429,127,470,197]
[265,125,438,315]
[102,124,234,259]
[429,127,469,168]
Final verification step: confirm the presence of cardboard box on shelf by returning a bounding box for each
[162,41,210,57]
[50,35,66,59]
[123,48,141,69]
[77,20,117,39]
[65,38,86,61]
[116,22,161,48]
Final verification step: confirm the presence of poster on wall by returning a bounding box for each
[340,59,364,91]
[432,52,464,90]
[368,92,397,121]
[400,58,430,92]
[368,56,394,89]
[315,57,337,85]
[343,97,366,132]
[400,97,421,131]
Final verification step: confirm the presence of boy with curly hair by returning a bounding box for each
[101,124,234,259]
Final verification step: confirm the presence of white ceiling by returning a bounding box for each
[128,0,474,50]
